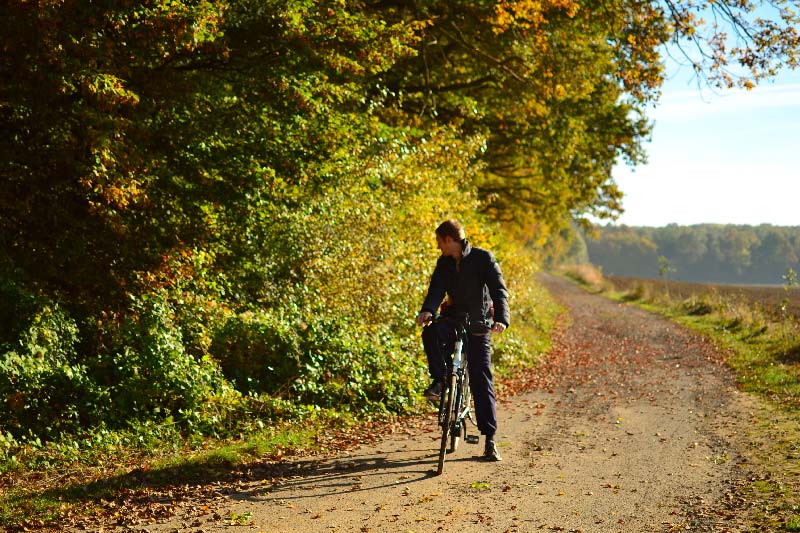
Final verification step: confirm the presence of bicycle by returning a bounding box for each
[433,315,479,475]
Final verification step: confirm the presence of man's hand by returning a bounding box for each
[491,322,506,334]
[416,311,433,326]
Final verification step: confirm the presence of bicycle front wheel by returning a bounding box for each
[462,366,474,425]
[449,377,464,453]
[437,374,457,475]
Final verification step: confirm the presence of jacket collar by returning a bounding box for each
[461,239,472,259]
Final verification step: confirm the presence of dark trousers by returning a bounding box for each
[421,322,497,438]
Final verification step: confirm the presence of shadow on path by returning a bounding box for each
[236,444,487,503]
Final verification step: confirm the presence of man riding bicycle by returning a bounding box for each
[415,220,509,462]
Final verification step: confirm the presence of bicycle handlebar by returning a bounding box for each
[432,312,470,329]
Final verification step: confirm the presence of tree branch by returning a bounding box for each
[438,22,527,83]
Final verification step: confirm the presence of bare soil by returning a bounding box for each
[70,273,763,533]
[607,274,800,318]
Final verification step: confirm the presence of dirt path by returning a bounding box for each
[120,274,758,533]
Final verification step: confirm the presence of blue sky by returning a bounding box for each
[611,62,800,227]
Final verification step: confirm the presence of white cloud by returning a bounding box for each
[650,82,800,121]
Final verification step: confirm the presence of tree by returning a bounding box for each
[369,0,662,235]
[663,0,800,89]
[588,224,800,283]
[0,0,417,308]
[658,255,673,278]
[2,0,799,445]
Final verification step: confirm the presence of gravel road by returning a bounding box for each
[135,273,757,533]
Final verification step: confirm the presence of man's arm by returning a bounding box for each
[486,252,510,329]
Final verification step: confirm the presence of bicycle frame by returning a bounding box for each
[450,330,470,446]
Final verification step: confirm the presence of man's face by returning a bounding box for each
[436,235,461,258]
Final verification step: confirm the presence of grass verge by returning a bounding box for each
[0,414,364,530]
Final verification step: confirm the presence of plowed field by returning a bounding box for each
[607,275,800,318]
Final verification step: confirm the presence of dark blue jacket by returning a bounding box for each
[420,241,510,334]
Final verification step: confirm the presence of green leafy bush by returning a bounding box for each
[212,310,423,414]
[211,310,302,394]
[0,275,39,347]
[0,303,100,441]
[95,294,240,429]
[288,320,423,413]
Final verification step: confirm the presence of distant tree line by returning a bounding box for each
[586,225,800,284]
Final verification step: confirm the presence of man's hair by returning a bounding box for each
[435,220,466,242]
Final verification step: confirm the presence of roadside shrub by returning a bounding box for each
[682,295,714,316]
[211,310,424,414]
[95,294,240,429]
[621,281,651,302]
[557,263,611,292]
[210,307,424,414]
[493,334,531,371]
[0,304,101,441]
[295,321,422,414]
[493,254,559,373]
[211,311,302,395]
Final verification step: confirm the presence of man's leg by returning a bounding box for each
[467,333,501,460]
[421,322,455,398]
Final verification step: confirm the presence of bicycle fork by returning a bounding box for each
[452,336,465,416]
[439,337,464,427]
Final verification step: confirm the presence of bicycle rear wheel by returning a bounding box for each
[437,374,457,475]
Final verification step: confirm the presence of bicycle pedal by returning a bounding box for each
[465,435,480,444]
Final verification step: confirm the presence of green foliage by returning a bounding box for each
[211,310,424,414]
[787,516,800,532]
[0,0,796,477]
[287,321,423,413]
[211,311,302,395]
[493,242,562,370]
[784,268,799,289]
[370,0,660,234]
[589,224,800,284]
[0,303,97,441]
[96,294,241,430]
[657,256,672,278]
